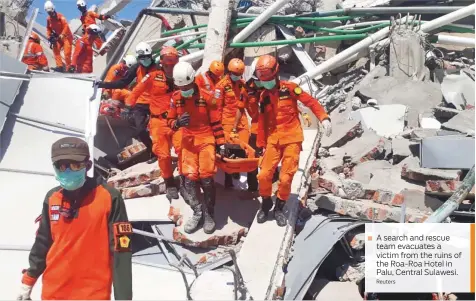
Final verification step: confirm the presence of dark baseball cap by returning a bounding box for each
[51,137,90,163]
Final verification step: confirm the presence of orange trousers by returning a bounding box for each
[257,142,301,201]
[181,136,216,181]
[150,117,182,179]
[111,89,130,102]
[53,38,72,69]
[223,124,250,145]
[93,36,103,50]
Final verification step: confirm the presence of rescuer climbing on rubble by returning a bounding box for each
[70,24,101,73]
[17,137,132,300]
[76,0,110,50]
[126,46,186,201]
[254,54,332,227]
[168,61,226,235]
[22,32,49,72]
[212,58,250,188]
[44,1,73,73]
[95,42,155,160]
[196,60,225,91]
[102,55,137,102]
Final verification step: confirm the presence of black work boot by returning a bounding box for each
[52,66,65,73]
[201,177,216,234]
[179,175,191,204]
[257,196,273,224]
[274,198,287,227]
[224,173,234,189]
[165,177,179,201]
[184,178,203,234]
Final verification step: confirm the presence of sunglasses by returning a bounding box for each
[54,161,87,172]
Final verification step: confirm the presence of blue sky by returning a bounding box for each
[32,0,150,26]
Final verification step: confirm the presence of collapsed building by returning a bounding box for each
[0,0,475,299]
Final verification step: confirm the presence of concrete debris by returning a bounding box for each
[401,164,462,182]
[318,170,366,200]
[426,180,475,198]
[349,104,407,138]
[433,106,461,120]
[346,231,365,250]
[400,189,444,213]
[107,162,162,189]
[389,29,426,81]
[351,160,392,184]
[419,116,441,130]
[336,262,365,282]
[321,119,363,149]
[391,138,417,164]
[441,109,476,136]
[440,71,475,110]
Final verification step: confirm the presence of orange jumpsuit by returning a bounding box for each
[103,63,131,101]
[213,74,250,144]
[127,68,182,179]
[72,34,94,73]
[47,12,73,69]
[257,80,329,201]
[22,40,48,70]
[80,11,105,49]
[21,178,132,300]
[196,71,218,91]
[168,87,225,181]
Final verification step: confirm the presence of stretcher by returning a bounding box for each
[216,137,260,174]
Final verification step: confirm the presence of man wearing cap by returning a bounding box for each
[17,137,133,300]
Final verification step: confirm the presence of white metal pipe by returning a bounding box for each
[335,20,389,29]
[180,0,293,63]
[144,30,206,44]
[419,4,475,34]
[436,34,475,47]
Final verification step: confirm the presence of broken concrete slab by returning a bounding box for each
[168,186,260,248]
[420,135,475,169]
[318,170,366,200]
[392,138,418,164]
[419,116,442,130]
[321,119,363,149]
[311,194,430,223]
[341,131,389,165]
[433,106,461,120]
[401,164,462,182]
[346,231,365,250]
[425,180,475,199]
[441,109,475,136]
[400,189,444,213]
[125,194,170,222]
[121,178,165,199]
[441,71,475,110]
[107,161,162,189]
[367,165,424,194]
[351,160,392,184]
[336,262,365,283]
[389,29,426,81]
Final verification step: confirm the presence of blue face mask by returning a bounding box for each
[55,167,87,191]
[181,88,194,98]
[261,79,276,90]
[230,74,241,82]
[254,80,263,88]
[139,57,152,67]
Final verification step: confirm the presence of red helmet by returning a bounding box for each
[160,46,179,65]
[29,32,40,42]
[255,55,279,81]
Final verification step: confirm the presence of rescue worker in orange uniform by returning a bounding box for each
[168,61,226,234]
[22,32,49,71]
[96,42,157,159]
[102,54,137,102]
[212,58,250,188]
[70,24,101,73]
[254,55,332,227]
[76,0,110,50]
[44,1,73,73]
[126,46,184,201]
[17,137,132,300]
[195,60,225,91]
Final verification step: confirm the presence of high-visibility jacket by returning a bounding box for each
[21,177,132,300]
[80,11,107,31]
[46,12,73,40]
[195,71,218,91]
[238,79,261,135]
[103,63,129,95]
[257,80,329,148]
[22,40,48,70]
[212,74,248,128]
[168,85,225,146]
[126,67,175,112]
[72,35,94,73]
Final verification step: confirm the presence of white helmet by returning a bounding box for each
[123,55,137,68]
[135,42,152,57]
[77,0,87,7]
[173,61,196,86]
[44,1,55,12]
[87,24,101,34]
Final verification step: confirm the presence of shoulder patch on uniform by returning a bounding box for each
[119,236,130,248]
[294,87,303,95]
[114,222,133,235]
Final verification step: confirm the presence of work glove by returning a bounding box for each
[16,283,33,300]
[216,144,225,157]
[321,119,332,137]
[68,66,76,73]
[230,128,239,140]
[301,112,312,127]
[121,106,132,120]
[174,112,190,129]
